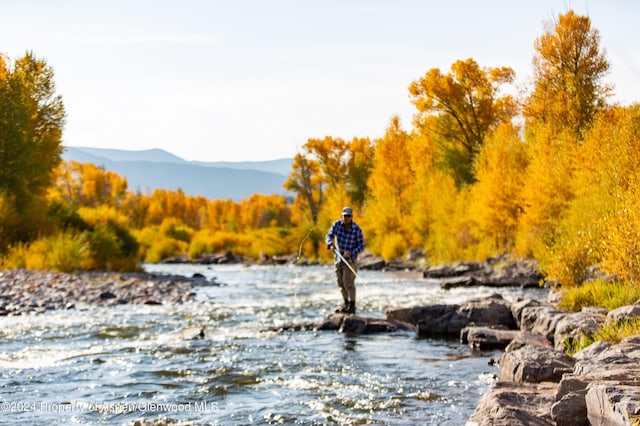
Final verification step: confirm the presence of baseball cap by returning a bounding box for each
[342,207,353,216]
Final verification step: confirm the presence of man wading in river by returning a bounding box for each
[325,207,365,315]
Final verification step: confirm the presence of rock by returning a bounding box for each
[424,257,543,288]
[0,269,196,315]
[572,339,612,362]
[389,295,517,338]
[498,344,575,383]
[605,304,640,325]
[505,331,553,352]
[179,326,205,340]
[413,304,466,336]
[518,304,568,343]
[468,381,558,426]
[461,326,520,350]
[553,308,606,351]
[585,384,640,426]
[459,294,516,329]
[267,313,416,335]
[511,298,545,329]
[439,275,478,289]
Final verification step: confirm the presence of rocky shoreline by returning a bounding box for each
[273,292,640,425]
[0,269,209,315]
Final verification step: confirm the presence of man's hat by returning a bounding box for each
[342,207,353,216]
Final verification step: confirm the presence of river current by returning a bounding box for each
[0,264,547,425]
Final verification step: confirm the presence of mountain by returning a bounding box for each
[61,146,293,201]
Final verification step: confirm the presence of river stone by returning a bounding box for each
[498,344,575,383]
[467,381,557,426]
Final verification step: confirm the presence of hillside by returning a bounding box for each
[62,146,293,201]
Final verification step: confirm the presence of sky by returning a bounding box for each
[1,1,639,162]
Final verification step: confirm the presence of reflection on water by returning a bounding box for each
[0,264,547,425]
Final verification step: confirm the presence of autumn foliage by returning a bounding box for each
[1,10,640,299]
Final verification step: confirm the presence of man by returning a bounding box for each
[325,206,365,315]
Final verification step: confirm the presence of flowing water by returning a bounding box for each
[0,264,547,425]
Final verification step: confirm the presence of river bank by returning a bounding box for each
[0,269,202,315]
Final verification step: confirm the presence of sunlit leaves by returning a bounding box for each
[409,58,516,186]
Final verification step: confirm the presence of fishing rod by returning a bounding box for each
[334,239,360,279]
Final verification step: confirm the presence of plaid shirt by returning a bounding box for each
[325,219,365,263]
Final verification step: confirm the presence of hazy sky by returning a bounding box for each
[2,1,639,162]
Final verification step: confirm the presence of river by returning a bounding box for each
[0,264,547,425]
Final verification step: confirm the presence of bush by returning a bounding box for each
[1,231,90,272]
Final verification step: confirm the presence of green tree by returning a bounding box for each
[0,52,66,247]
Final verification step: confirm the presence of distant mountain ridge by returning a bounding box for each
[62,146,293,201]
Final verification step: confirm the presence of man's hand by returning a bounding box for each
[327,243,334,251]
[344,250,352,260]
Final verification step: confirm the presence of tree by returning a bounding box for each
[524,10,611,138]
[284,153,324,225]
[365,116,414,258]
[0,52,65,247]
[517,10,612,257]
[409,58,516,186]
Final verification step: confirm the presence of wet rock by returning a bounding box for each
[267,313,416,335]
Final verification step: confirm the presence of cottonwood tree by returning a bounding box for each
[409,58,516,186]
[0,52,66,247]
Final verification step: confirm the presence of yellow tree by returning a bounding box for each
[469,123,528,253]
[524,10,611,137]
[365,116,414,259]
[409,58,516,186]
[518,10,611,257]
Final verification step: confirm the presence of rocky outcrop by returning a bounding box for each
[386,291,640,425]
[0,269,199,315]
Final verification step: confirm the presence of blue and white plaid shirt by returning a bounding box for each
[325,219,365,263]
